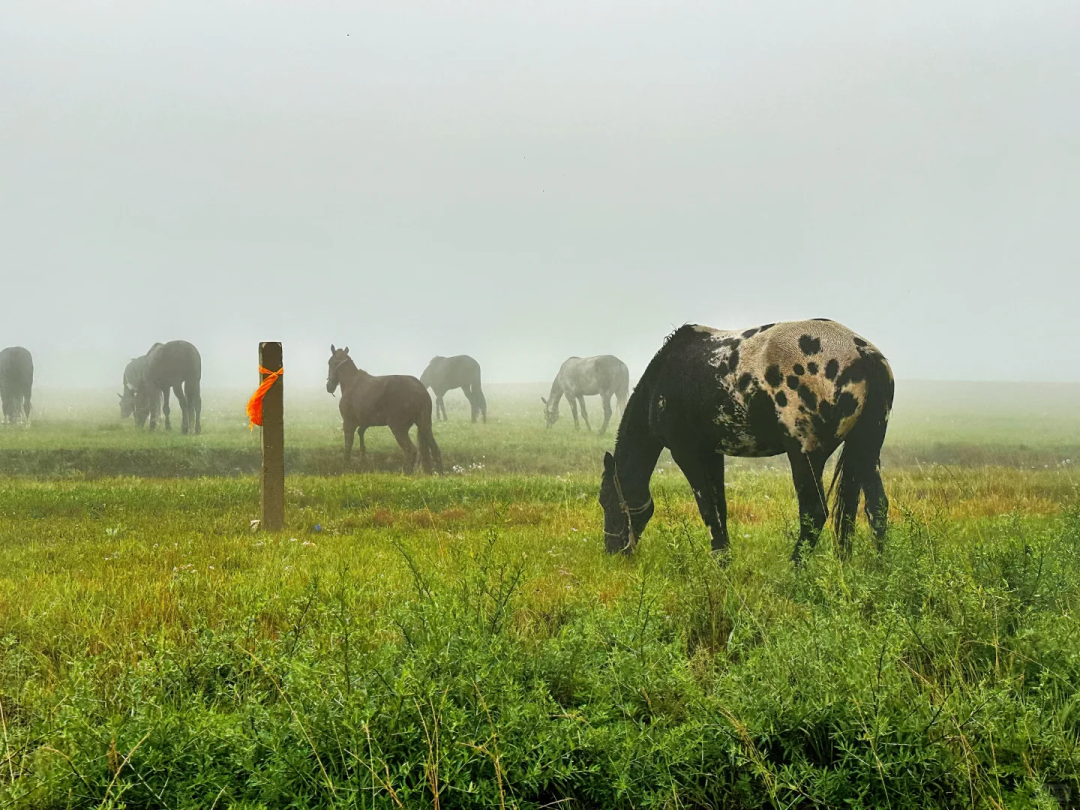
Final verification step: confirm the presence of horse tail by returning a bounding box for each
[829,352,894,543]
[615,362,630,413]
[416,399,443,474]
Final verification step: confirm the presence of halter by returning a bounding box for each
[605,462,653,552]
[327,355,353,394]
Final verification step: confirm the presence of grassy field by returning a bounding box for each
[1,382,1079,808]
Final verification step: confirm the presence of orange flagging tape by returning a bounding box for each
[247,366,283,429]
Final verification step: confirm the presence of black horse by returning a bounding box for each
[600,320,894,560]
[0,347,33,424]
[119,341,202,434]
[420,355,487,423]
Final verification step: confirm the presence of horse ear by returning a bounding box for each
[541,397,547,405]
[118,393,123,400]
[344,346,349,354]
[603,451,615,473]
[330,344,336,353]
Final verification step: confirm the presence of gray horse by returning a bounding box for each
[543,355,629,435]
[119,340,202,433]
[420,355,487,423]
[0,347,33,424]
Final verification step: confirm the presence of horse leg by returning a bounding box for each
[577,396,592,431]
[355,427,371,468]
[863,460,889,551]
[787,448,828,563]
[599,394,613,435]
[149,388,162,431]
[343,422,357,463]
[187,380,202,435]
[671,445,728,552]
[567,396,580,429]
[390,423,419,474]
[435,394,446,421]
[160,386,172,431]
[463,384,479,423]
[173,386,190,435]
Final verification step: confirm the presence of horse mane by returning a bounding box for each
[612,324,696,446]
[636,325,695,386]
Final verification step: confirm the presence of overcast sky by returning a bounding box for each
[2,1,1078,389]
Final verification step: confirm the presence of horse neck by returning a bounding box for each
[547,377,564,407]
[612,384,663,503]
[338,359,367,389]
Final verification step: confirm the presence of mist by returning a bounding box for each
[3,1,1078,392]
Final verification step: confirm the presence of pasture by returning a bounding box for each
[2,381,1079,809]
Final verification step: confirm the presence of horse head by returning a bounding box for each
[541,396,558,428]
[119,386,136,419]
[599,452,653,554]
[327,345,350,395]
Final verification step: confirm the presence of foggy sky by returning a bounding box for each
[3,1,1078,390]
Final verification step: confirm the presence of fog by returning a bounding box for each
[3,1,1078,391]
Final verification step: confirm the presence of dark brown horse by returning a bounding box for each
[119,341,202,434]
[327,345,442,473]
[0,347,33,424]
[420,355,487,423]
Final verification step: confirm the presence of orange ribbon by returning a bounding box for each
[247,366,283,429]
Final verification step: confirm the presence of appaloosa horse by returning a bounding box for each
[599,320,894,561]
[119,341,202,433]
[327,345,442,473]
[543,355,629,435]
[420,355,487,423]
[0,347,34,424]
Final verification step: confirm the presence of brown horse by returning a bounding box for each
[326,345,442,473]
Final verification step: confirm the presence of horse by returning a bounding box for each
[420,355,487,423]
[119,341,202,433]
[119,355,157,426]
[542,355,629,435]
[0,347,33,424]
[599,320,894,561]
[327,345,442,473]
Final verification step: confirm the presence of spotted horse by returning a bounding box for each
[599,319,894,561]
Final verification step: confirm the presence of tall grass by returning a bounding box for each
[1,467,1079,808]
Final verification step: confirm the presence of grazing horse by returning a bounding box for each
[420,355,487,423]
[119,355,157,425]
[0,347,33,424]
[119,341,202,433]
[327,345,442,473]
[543,355,629,435]
[599,320,894,561]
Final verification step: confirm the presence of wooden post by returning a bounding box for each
[259,341,285,531]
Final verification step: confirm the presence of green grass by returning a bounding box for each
[3,381,1079,477]
[1,383,1080,808]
